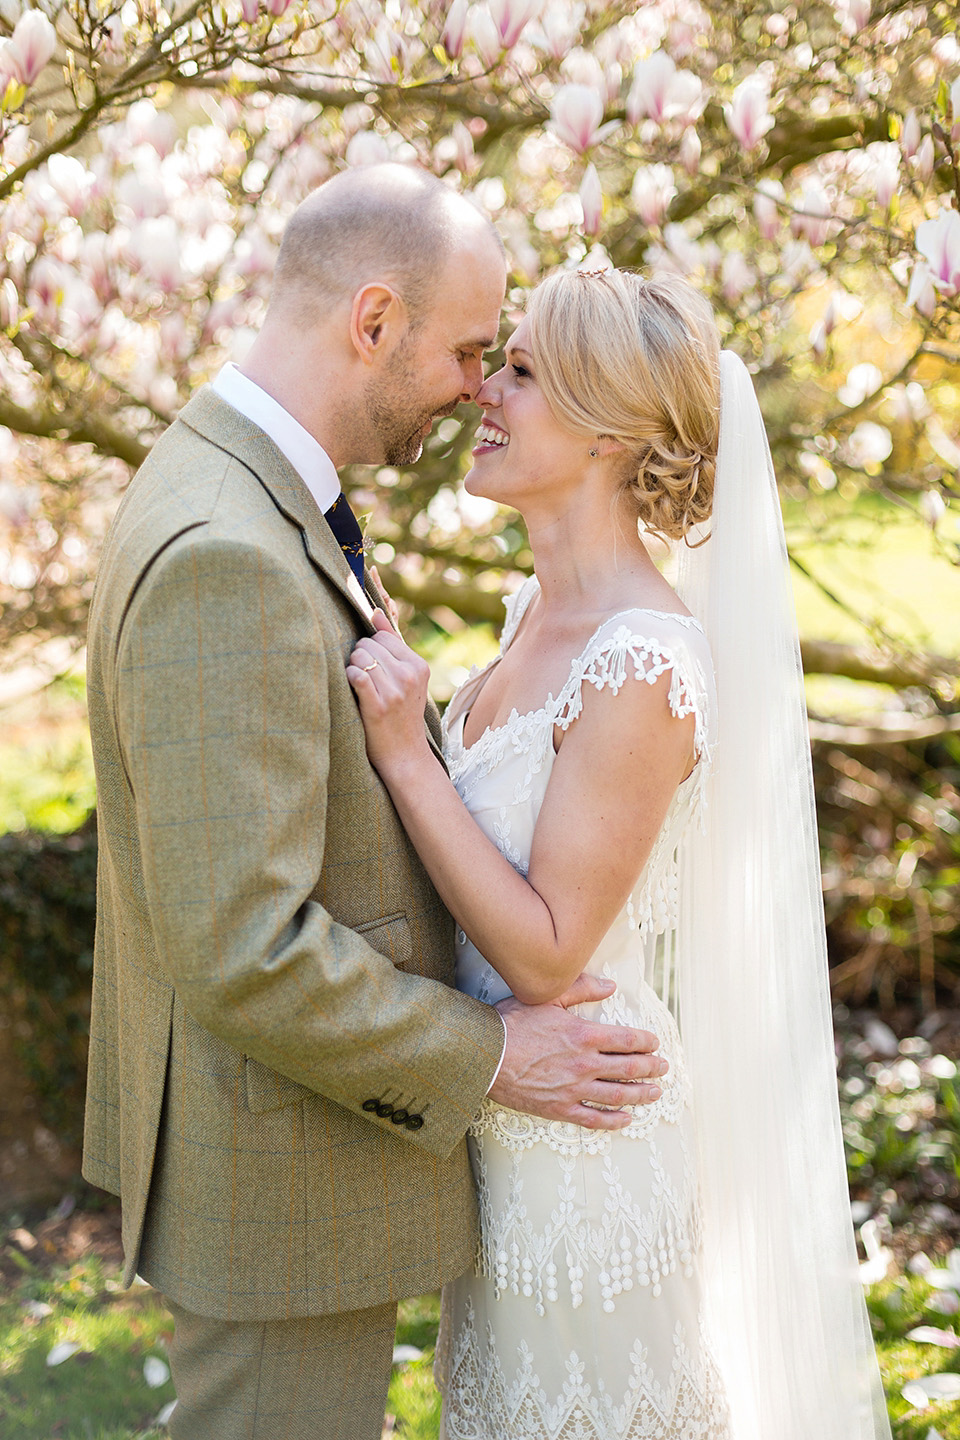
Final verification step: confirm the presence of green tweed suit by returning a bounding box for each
[82,388,505,1322]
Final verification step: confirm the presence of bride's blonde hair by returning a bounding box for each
[526,268,721,544]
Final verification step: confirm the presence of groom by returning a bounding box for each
[83,163,666,1439]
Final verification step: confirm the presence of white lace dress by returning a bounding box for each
[435,577,732,1440]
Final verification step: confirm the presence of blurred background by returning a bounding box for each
[0,0,959,1432]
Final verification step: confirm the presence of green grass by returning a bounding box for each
[6,1235,960,1439]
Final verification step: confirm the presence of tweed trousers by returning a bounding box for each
[164,1295,399,1440]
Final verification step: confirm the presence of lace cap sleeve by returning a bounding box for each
[554,610,716,770]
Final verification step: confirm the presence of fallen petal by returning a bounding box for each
[392,1344,424,1365]
[926,1291,960,1315]
[22,1299,53,1318]
[904,1374,960,1407]
[907,1327,960,1347]
[46,1341,82,1366]
[144,1355,171,1387]
[155,1399,178,1426]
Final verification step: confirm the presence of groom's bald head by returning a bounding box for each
[269,164,503,330]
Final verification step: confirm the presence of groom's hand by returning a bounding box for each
[489,974,668,1129]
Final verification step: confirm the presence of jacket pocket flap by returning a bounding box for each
[356,910,412,969]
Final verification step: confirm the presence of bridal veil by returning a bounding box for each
[675,351,892,1439]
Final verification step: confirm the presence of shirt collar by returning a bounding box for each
[211,362,341,515]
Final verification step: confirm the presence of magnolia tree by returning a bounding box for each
[0,0,959,717]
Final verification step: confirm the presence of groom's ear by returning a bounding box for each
[350,283,407,365]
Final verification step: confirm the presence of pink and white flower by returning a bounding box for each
[7,10,56,86]
[442,0,469,59]
[528,3,584,62]
[870,143,900,209]
[754,178,784,239]
[240,0,259,23]
[915,208,960,296]
[901,109,921,160]
[488,0,541,52]
[834,0,871,34]
[724,74,775,151]
[579,162,602,236]
[627,51,703,127]
[469,8,503,68]
[791,178,833,246]
[679,127,701,176]
[550,84,608,153]
[631,163,676,228]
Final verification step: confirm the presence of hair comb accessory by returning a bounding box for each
[576,265,611,277]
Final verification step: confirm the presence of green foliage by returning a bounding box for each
[818,734,960,1009]
[0,819,97,1149]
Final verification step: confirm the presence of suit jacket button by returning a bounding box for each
[405,1114,424,1131]
[362,1099,380,1112]
[376,1102,394,1118]
[390,1109,409,1125]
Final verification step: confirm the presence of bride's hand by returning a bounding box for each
[347,611,434,779]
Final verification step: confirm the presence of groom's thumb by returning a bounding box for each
[371,608,393,632]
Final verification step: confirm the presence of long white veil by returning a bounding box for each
[675,351,892,1439]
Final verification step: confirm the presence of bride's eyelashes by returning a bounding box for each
[511,362,531,379]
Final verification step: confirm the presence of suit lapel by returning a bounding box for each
[178,387,446,765]
[178,387,377,635]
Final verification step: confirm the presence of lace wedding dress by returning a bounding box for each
[435,575,732,1440]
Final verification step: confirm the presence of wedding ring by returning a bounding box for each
[361,659,379,672]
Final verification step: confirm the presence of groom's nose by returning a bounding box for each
[459,353,486,401]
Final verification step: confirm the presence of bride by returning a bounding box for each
[347,268,891,1440]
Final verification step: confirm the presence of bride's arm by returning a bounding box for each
[348,613,694,1006]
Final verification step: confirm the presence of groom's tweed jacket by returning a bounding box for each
[82,389,505,1321]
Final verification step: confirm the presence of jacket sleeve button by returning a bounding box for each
[390,1109,409,1125]
[376,1102,394,1118]
[404,1114,424,1131]
[362,1098,380,1112]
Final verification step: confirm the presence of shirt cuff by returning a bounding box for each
[484,1008,508,1095]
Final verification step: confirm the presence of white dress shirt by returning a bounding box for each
[212,362,341,515]
[210,363,508,1088]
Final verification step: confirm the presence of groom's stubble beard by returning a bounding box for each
[365,333,460,466]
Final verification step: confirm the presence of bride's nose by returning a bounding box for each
[476,367,504,409]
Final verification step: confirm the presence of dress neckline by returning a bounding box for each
[454,584,705,758]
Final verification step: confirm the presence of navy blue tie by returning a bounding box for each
[324,492,365,587]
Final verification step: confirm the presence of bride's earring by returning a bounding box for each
[589,446,598,458]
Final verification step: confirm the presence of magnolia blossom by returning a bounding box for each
[550,84,607,153]
[846,421,892,470]
[721,250,753,303]
[909,263,938,322]
[528,3,584,62]
[919,489,947,529]
[626,50,703,127]
[791,179,832,247]
[679,127,701,176]
[901,109,921,160]
[488,0,541,51]
[345,130,392,167]
[240,0,259,23]
[753,179,784,239]
[724,75,774,151]
[870,143,900,209]
[913,134,935,185]
[266,0,293,17]
[579,163,602,237]
[915,208,960,296]
[952,76,960,141]
[631,163,676,228]
[468,7,502,68]
[443,0,469,59]
[7,9,56,86]
[834,0,871,34]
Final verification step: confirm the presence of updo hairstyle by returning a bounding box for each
[525,268,721,544]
